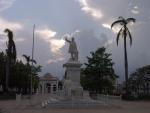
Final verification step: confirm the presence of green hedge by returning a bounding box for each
[0,92,16,100]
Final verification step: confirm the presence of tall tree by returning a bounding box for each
[0,52,6,91]
[81,47,117,94]
[5,29,16,63]
[4,28,17,92]
[111,16,136,95]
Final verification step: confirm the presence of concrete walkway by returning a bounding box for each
[0,94,150,113]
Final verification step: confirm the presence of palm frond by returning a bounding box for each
[30,59,36,64]
[22,54,30,62]
[111,20,124,29]
[116,27,123,46]
[4,28,13,39]
[4,28,11,33]
[126,18,136,24]
[118,16,124,20]
[22,54,28,59]
[127,28,132,46]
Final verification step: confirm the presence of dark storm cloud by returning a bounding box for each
[1,0,150,82]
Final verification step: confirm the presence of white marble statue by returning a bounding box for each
[65,37,78,61]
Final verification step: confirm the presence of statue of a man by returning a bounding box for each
[65,37,78,61]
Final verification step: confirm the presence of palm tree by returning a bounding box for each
[22,54,36,94]
[4,28,17,92]
[22,54,36,65]
[111,16,136,95]
[5,28,16,63]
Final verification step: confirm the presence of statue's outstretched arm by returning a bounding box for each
[65,38,71,43]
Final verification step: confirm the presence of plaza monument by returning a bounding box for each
[63,37,83,97]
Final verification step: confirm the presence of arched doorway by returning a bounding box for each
[46,83,51,93]
[53,84,57,92]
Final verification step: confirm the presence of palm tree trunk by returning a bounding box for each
[124,36,129,94]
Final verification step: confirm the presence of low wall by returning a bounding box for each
[97,94,121,101]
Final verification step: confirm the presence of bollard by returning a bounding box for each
[41,102,45,108]
[45,100,48,106]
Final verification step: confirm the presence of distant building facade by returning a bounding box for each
[39,73,59,94]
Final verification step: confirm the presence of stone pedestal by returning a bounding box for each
[63,61,83,97]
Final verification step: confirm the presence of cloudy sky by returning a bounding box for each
[0,0,150,82]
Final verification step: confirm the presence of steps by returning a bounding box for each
[46,98,108,109]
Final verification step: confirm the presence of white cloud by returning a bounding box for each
[102,22,120,33]
[104,39,115,48]
[46,57,65,64]
[77,0,103,19]
[36,27,65,56]
[15,38,25,43]
[0,39,6,44]
[62,30,81,39]
[0,0,16,12]
[71,30,80,36]
[102,23,111,29]
[0,17,24,50]
[36,27,56,41]
[131,9,139,14]
[78,0,88,6]
[50,39,65,55]
[134,6,138,9]
[82,7,102,19]
[0,17,23,33]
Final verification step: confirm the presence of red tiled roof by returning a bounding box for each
[40,73,59,81]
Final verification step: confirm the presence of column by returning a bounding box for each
[56,81,58,93]
[51,84,53,94]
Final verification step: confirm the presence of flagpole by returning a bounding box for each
[31,24,35,97]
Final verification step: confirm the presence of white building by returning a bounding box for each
[39,73,59,94]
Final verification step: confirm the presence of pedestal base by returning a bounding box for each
[63,61,83,98]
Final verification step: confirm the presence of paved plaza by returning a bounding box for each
[0,94,150,113]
